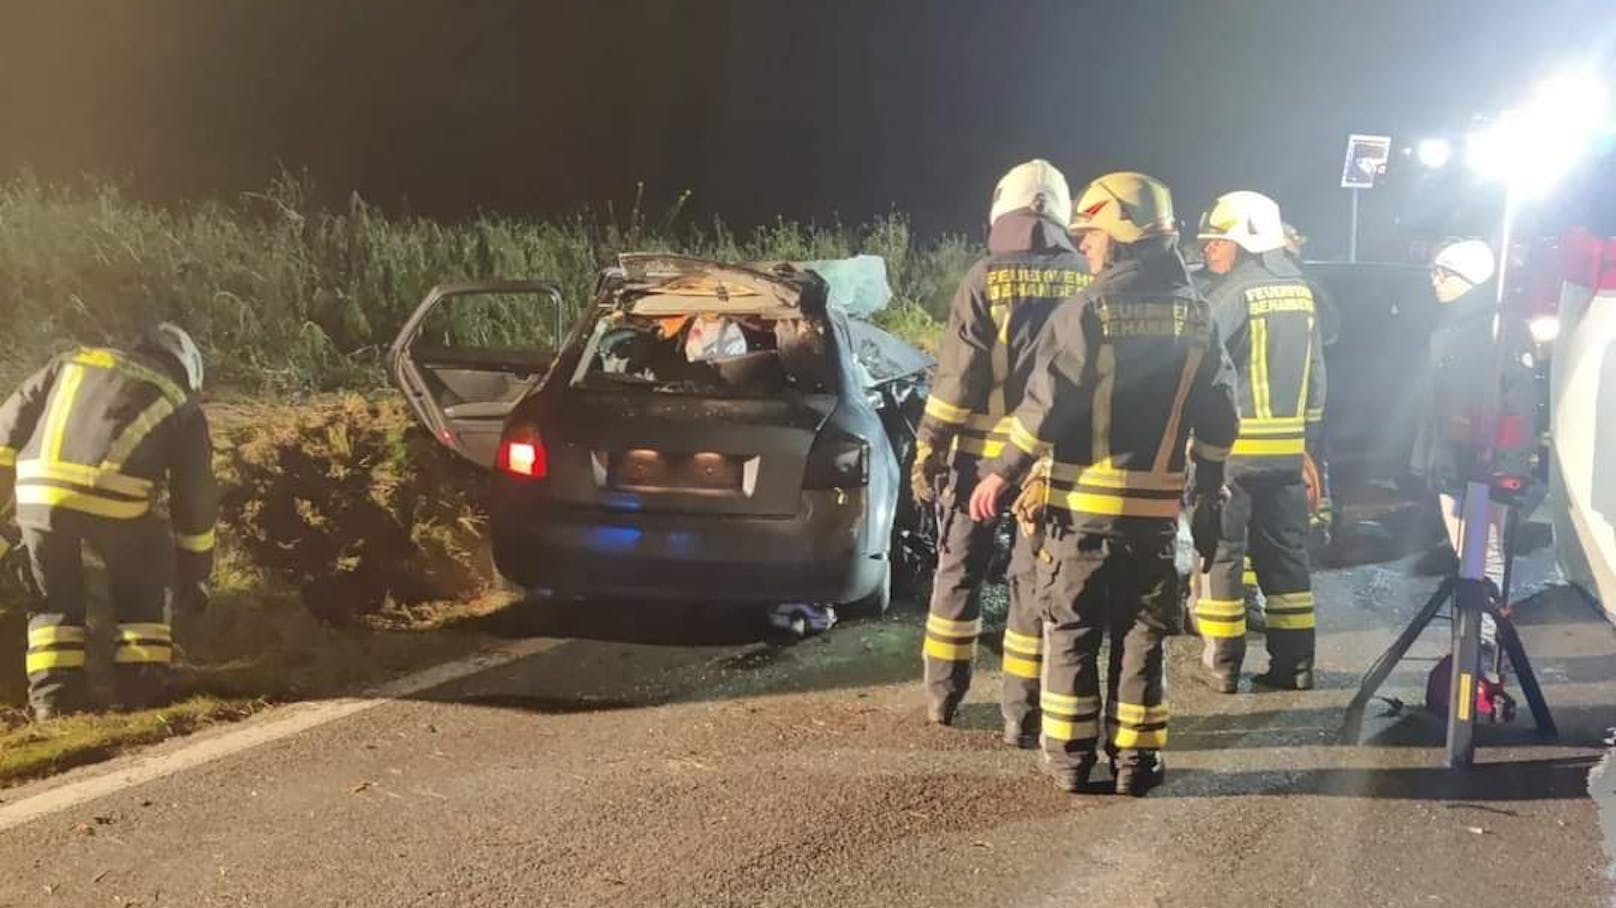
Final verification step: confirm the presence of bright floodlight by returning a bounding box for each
[1416,137,1453,169]
[1467,70,1611,198]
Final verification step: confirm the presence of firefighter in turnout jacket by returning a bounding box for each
[912,160,1091,742]
[1194,191,1326,692]
[0,324,216,720]
[971,172,1241,795]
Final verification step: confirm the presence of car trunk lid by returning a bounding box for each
[542,389,835,517]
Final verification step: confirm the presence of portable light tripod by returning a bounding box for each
[1339,481,1555,765]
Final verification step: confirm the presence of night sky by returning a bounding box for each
[2,0,1612,254]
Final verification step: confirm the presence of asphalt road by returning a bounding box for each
[0,519,1613,907]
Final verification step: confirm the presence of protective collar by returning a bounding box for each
[988,209,1078,256]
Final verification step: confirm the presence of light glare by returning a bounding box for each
[1466,70,1612,198]
[1416,137,1453,169]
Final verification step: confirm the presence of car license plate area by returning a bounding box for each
[599,449,754,496]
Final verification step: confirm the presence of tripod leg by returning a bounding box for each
[1340,578,1454,744]
[1447,579,1487,768]
[1489,605,1556,737]
[1492,508,1518,677]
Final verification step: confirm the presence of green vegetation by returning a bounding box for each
[0,174,975,392]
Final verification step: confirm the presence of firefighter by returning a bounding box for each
[1413,239,1536,591]
[970,172,1241,795]
[0,323,216,721]
[912,159,1091,744]
[1193,191,1326,693]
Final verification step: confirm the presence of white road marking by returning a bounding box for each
[0,637,564,833]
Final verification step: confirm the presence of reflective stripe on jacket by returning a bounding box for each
[1205,256,1326,477]
[0,347,217,581]
[918,211,1091,461]
[990,243,1241,536]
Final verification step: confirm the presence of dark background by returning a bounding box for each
[1,0,1612,253]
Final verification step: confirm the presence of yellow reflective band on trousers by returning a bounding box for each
[923,614,980,662]
[29,624,87,646]
[26,624,88,675]
[118,622,173,643]
[1108,701,1170,750]
[924,395,971,425]
[0,445,15,468]
[177,528,216,553]
[115,622,174,665]
[1040,691,1101,742]
[1195,598,1247,638]
[1001,629,1043,680]
[1264,591,1316,630]
[114,645,173,665]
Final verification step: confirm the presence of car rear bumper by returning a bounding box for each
[491,487,887,604]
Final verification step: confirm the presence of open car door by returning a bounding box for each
[388,280,566,468]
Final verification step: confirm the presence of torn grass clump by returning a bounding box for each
[214,395,494,623]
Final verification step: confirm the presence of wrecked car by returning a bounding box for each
[388,254,933,614]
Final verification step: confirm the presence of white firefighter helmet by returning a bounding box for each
[990,159,1073,228]
[144,322,205,393]
[1431,240,1496,304]
[1197,191,1286,254]
[1069,172,1176,244]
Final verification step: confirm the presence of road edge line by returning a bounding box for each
[0,637,563,834]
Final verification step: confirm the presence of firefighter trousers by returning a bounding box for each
[1196,473,1314,679]
[999,525,1043,739]
[22,515,174,716]
[1038,525,1174,778]
[922,458,1036,721]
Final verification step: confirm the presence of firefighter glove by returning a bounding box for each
[1010,460,1051,537]
[911,441,948,505]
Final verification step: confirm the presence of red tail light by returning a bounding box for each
[498,430,548,479]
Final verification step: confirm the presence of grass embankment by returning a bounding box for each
[0,176,977,784]
[0,174,973,392]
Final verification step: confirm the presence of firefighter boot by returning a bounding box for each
[1113,752,1166,797]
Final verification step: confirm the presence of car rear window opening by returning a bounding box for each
[574,312,837,397]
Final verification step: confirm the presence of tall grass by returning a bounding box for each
[0,174,976,392]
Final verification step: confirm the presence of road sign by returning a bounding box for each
[1341,133,1392,189]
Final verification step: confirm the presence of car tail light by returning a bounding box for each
[498,427,548,479]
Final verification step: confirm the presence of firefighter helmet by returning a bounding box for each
[1070,172,1176,244]
[990,159,1072,229]
[141,322,205,393]
[1197,191,1286,254]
